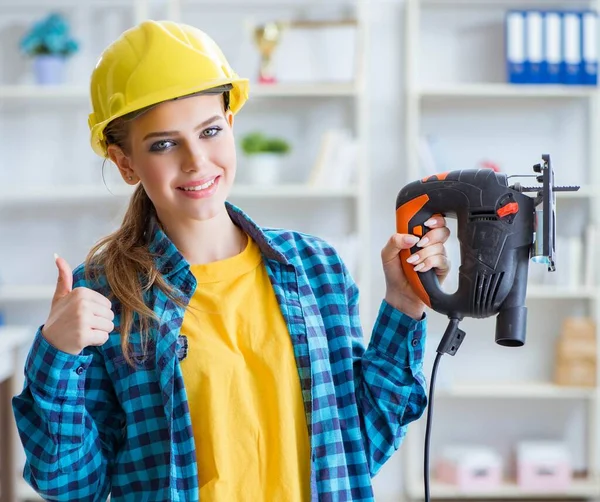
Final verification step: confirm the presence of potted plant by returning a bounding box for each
[20,13,79,85]
[241,132,291,185]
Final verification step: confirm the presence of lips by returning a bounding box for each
[177,176,218,192]
[176,175,221,199]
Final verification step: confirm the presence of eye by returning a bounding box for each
[201,127,222,138]
[149,140,176,152]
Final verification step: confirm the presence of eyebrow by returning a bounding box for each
[142,115,223,141]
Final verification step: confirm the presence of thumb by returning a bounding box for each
[53,254,73,302]
[381,233,420,263]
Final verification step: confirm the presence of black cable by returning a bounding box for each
[423,317,465,502]
[424,351,442,502]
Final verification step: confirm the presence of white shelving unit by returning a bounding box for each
[402,0,600,500]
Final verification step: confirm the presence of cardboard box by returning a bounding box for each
[555,359,596,387]
[561,317,596,340]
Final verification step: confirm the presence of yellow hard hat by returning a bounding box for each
[88,20,249,157]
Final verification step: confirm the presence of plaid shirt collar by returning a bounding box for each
[147,201,291,280]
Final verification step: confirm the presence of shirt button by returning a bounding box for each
[411,338,419,347]
[76,366,84,375]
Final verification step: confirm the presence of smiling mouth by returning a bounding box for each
[178,177,217,191]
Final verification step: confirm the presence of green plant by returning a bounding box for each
[241,132,291,155]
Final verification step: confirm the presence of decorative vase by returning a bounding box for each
[246,153,283,185]
[33,55,66,85]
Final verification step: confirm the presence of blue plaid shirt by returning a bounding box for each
[13,202,428,501]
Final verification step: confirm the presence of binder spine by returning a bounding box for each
[526,10,544,83]
[544,11,562,84]
[506,11,527,84]
[563,11,583,85]
[582,10,598,85]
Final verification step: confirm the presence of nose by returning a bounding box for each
[181,141,209,173]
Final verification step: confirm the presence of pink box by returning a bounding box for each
[436,446,502,491]
[516,442,572,491]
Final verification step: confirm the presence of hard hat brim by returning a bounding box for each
[90,77,249,157]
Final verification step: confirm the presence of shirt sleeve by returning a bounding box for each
[347,270,428,477]
[12,322,123,501]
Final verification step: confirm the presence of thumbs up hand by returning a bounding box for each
[41,254,115,355]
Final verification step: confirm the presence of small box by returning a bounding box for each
[436,446,502,491]
[561,317,596,341]
[516,441,572,490]
[555,359,596,387]
[556,334,596,362]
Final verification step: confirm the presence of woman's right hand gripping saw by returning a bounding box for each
[42,254,114,355]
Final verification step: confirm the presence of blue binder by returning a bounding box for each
[525,10,544,83]
[506,11,527,84]
[543,11,562,84]
[562,11,583,84]
[581,10,598,85]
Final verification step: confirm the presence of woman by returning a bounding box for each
[13,20,450,502]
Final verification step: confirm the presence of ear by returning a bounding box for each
[226,110,234,129]
[107,144,139,185]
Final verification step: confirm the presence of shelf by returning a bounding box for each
[0,83,358,101]
[436,382,597,400]
[0,285,54,303]
[231,184,358,197]
[180,0,361,8]
[2,0,128,6]
[526,286,597,299]
[409,478,600,499]
[416,83,598,99]
[420,0,596,8]
[0,184,359,206]
[251,82,358,97]
[0,85,88,101]
[0,185,133,205]
[182,0,356,5]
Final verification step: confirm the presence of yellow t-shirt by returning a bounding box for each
[179,234,311,501]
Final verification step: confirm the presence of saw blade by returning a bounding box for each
[521,185,580,192]
[553,185,580,192]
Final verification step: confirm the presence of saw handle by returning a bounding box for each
[398,217,443,310]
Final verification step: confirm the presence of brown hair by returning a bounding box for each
[85,91,230,366]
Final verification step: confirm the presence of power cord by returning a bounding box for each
[423,317,465,502]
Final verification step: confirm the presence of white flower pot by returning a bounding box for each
[34,55,66,85]
[246,153,283,186]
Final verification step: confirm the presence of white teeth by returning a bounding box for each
[181,179,215,191]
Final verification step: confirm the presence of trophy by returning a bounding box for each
[253,22,284,84]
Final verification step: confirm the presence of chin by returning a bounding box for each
[187,200,227,222]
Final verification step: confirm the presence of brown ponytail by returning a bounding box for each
[85,91,230,366]
[85,110,183,367]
